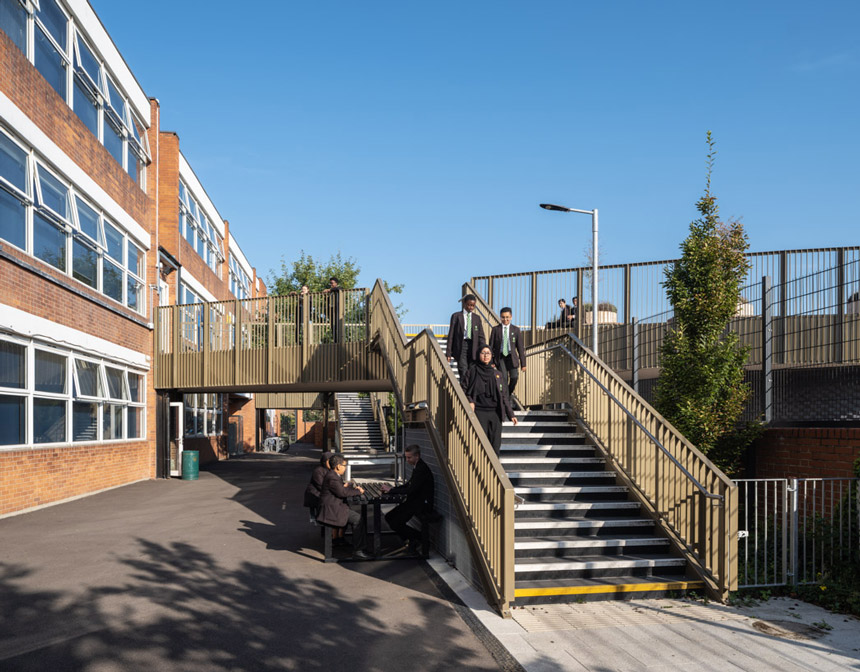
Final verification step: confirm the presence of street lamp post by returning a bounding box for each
[539,203,599,356]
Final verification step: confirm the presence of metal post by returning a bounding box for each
[778,250,787,365]
[623,263,631,368]
[529,272,538,336]
[836,248,845,363]
[789,478,799,585]
[761,276,773,424]
[575,272,584,341]
[631,317,639,394]
[591,209,599,356]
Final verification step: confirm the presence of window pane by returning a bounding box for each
[0,1,27,55]
[104,119,124,167]
[34,212,67,272]
[0,341,25,389]
[34,398,66,443]
[0,395,26,445]
[103,259,122,302]
[127,242,143,277]
[35,27,67,100]
[105,366,125,400]
[75,197,102,244]
[126,145,138,182]
[104,220,122,260]
[102,403,123,440]
[75,359,101,397]
[128,406,142,439]
[38,0,67,51]
[35,350,66,393]
[0,188,26,249]
[0,133,27,192]
[105,77,125,117]
[76,35,100,87]
[72,236,98,288]
[127,276,141,312]
[178,182,186,204]
[73,78,99,137]
[128,373,141,402]
[38,168,69,220]
[73,401,98,441]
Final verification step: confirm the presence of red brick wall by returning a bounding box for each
[0,442,151,517]
[752,427,860,479]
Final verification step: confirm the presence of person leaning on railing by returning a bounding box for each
[322,277,341,343]
[461,345,518,455]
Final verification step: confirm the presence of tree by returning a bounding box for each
[267,250,406,316]
[654,132,759,474]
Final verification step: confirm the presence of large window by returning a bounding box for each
[0,335,146,448]
[4,0,150,186]
[0,127,147,314]
[183,393,224,438]
[178,180,224,277]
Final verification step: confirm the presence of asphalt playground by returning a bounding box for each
[1,445,858,671]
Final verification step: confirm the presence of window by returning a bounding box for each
[0,1,27,55]
[0,132,28,250]
[183,393,224,438]
[11,3,150,179]
[0,128,148,312]
[178,180,224,275]
[229,254,252,300]
[0,338,147,449]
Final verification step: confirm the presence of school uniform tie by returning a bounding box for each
[502,326,510,356]
[465,312,471,339]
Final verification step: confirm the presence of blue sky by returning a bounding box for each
[96,0,859,324]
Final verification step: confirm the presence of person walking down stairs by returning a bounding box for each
[446,294,485,377]
[461,344,518,455]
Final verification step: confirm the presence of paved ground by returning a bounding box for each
[432,549,860,672]
[0,446,506,671]
[3,445,859,672]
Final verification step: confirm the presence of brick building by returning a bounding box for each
[0,0,266,517]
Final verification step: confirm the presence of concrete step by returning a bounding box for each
[515,501,641,519]
[515,485,629,502]
[513,575,705,605]
[514,555,687,580]
[515,517,656,538]
[514,536,671,558]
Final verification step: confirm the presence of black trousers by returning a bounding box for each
[475,407,503,455]
[497,354,519,396]
[346,508,366,551]
[385,503,423,544]
[456,339,475,377]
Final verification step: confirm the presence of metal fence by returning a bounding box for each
[472,246,860,335]
[735,478,860,588]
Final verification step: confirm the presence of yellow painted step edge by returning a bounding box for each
[515,580,705,598]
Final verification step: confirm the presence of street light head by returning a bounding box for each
[539,203,572,212]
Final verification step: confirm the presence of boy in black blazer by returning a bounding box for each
[446,294,485,376]
[489,307,527,396]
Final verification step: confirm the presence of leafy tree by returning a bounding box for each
[268,250,406,316]
[654,132,759,474]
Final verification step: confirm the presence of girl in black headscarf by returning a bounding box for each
[461,344,518,455]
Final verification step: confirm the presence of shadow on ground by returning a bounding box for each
[0,537,497,671]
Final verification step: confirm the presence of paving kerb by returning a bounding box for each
[430,555,860,671]
[0,445,507,671]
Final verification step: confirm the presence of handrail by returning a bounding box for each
[369,279,516,616]
[527,341,723,502]
[520,328,738,599]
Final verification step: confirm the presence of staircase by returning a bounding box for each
[503,409,704,603]
[436,337,459,378]
[335,392,386,453]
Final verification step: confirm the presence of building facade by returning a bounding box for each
[0,0,265,517]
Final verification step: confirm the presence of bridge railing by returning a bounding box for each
[154,289,386,390]
[369,280,516,616]
[519,332,739,599]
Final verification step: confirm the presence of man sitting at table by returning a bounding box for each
[382,445,435,555]
[317,454,372,560]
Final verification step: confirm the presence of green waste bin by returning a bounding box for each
[181,450,199,480]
